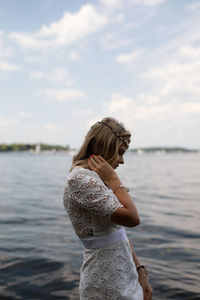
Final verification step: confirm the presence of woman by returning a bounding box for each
[63,117,152,300]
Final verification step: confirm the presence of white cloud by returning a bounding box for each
[99,0,165,10]
[30,70,44,79]
[47,68,73,85]
[0,61,19,72]
[0,115,18,127]
[25,56,42,62]
[86,90,200,148]
[114,13,125,22]
[68,51,80,61]
[39,88,85,102]
[18,111,33,118]
[116,49,143,64]
[99,0,123,9]
[179,46,200,59]
[0,31,12,59]
[142,46,200,99]
[100,33,133,50]
[44,123,60,131]
[103,92,200,127]
[104,93,175,121]
[148,19,200,61]
[73,108,93,117]
[181,102,200,114]
[105,93,133,112]
[184,2,200,11]
[30,68,75,86]
[8,4,108,50]
[86,116,104,129]
[105,46,200,137]
[131,0,166,6]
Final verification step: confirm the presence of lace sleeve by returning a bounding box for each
[67,169,123,218]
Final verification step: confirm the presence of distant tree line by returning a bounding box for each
[130,147,197,153]
[0,143,70,152]
[0,144,198,153]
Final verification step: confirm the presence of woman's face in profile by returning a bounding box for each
[111,143,127,169]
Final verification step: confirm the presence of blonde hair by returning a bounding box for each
[70,117,131,171]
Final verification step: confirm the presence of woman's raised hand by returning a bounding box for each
[88,155,117,183]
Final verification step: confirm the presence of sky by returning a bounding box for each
[0,0,200,149]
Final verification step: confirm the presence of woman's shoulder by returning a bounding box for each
[69,166,99,181]
[67,167,106,192]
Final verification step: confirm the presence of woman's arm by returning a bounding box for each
[128,238,140,267]
[129,239,153,300]
[108,175,140,227]
[88,155,140,227]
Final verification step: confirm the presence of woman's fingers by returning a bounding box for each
[87,158,94,170]
[90,155,99,164]
[91,154,104,164]
[88,155,103,170]
[88,156,97,167]
[96,155,105,163]
[89,155,104,165]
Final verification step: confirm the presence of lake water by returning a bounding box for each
[0,152,199,300]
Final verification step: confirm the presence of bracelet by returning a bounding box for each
[137,265,145,272]
[137,265,148,276]
[112,184,129,193]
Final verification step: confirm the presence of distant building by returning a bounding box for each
[35,144,41,153]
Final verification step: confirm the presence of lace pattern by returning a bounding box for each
[63,167,122,238]
[63,167,143,299]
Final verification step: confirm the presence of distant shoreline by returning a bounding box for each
[0,143,199,153]
[0,143,70,153]
[130,147,199,154]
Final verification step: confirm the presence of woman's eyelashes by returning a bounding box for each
[119,150,125,156]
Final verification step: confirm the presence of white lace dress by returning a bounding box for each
[63,167,143,300]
